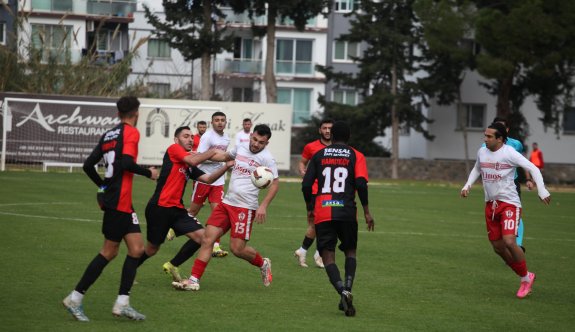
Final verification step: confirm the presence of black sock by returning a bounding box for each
[325,263,344,294]
[137,252,150,267]
[344,256,357,291]
[75,253,109,294]
[171,240,201,267]
[119,255,139,296]
[302,236,314,250]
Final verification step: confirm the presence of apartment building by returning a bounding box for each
[214,7,328,126]
[127,1,195,98]
[15,0,135,65]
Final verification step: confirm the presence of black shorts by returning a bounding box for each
[102,209,141,242]
[145,203,203,245]
[315,220,358,253]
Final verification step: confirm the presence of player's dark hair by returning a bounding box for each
[243,118,251,122]
[197,120,207,126]
[116,96,140,114]
[212,111,226,119]
[174,126,190,137]
[492,116,509,128]
[319,118,334,127]
[488,122,508,143]
[331,121,350,143]
[253,124,272,139]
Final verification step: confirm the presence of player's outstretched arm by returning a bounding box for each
[197,160,234,184]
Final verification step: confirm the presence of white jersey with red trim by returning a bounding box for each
[463,144,549,207]
[196,129,230,186]
[223,143,278,210]
[235,130,251,148]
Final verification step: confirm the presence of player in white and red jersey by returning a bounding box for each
[172,124,279,291]
[461,122,551,299]
[234,118,252,148]
[189,111,231,257]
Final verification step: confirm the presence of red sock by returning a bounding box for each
[191,259,208,279]
[250,252,264,267]
[508,260,527,277]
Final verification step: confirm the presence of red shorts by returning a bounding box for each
[191,182,224,205]
[484,201,521,241]
[206,203,255,241]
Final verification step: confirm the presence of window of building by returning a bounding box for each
[31,0,73,11]
[564,106,575,134]
[148,83,170,98]
[333,40,359,62]
[276,39,313,75]
[332,89,358,106]
[96,30,110,50]
[148,39,170,59]
[0,22,5,45]
[278,88,312,125]
[233,37,253,59]
[232,87,254,102]
[335,0,361,13]
[457,103,485,130]
[31,24,72,63]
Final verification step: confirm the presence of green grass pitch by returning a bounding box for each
[0,171,574,331]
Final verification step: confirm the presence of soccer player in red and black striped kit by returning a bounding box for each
[63,96,159,322]
[294,119,333,268]
[137,126,233,282]
[302,121,374,317]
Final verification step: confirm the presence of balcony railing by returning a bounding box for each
[30,0,136,17]
[215,58,314,76]
[276,60,314,75]
[82,49,129,65]
[219,8,317,28]
[215,58,263,75]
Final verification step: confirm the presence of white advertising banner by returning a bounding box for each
[137,98,292,170]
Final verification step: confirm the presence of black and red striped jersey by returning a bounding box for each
[88,123,140,213]
[149,144,205,209]
[302,143,369,224]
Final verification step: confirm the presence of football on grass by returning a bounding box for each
[250,166,274,189]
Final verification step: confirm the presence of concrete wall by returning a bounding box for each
[287,155,575,185]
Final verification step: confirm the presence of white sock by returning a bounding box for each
[116,295,130,306]
[214,242,220,248]
[314,250,321,258]
[70,290,84,303]
[520,273,531,283]
[298,247,308,255]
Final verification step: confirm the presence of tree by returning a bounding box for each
[415,0,475,172]
[0,11,136,96]
[144,0,233,100]
[227,0,331,103]
[318,0,432,177]
[473,0,575,138]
